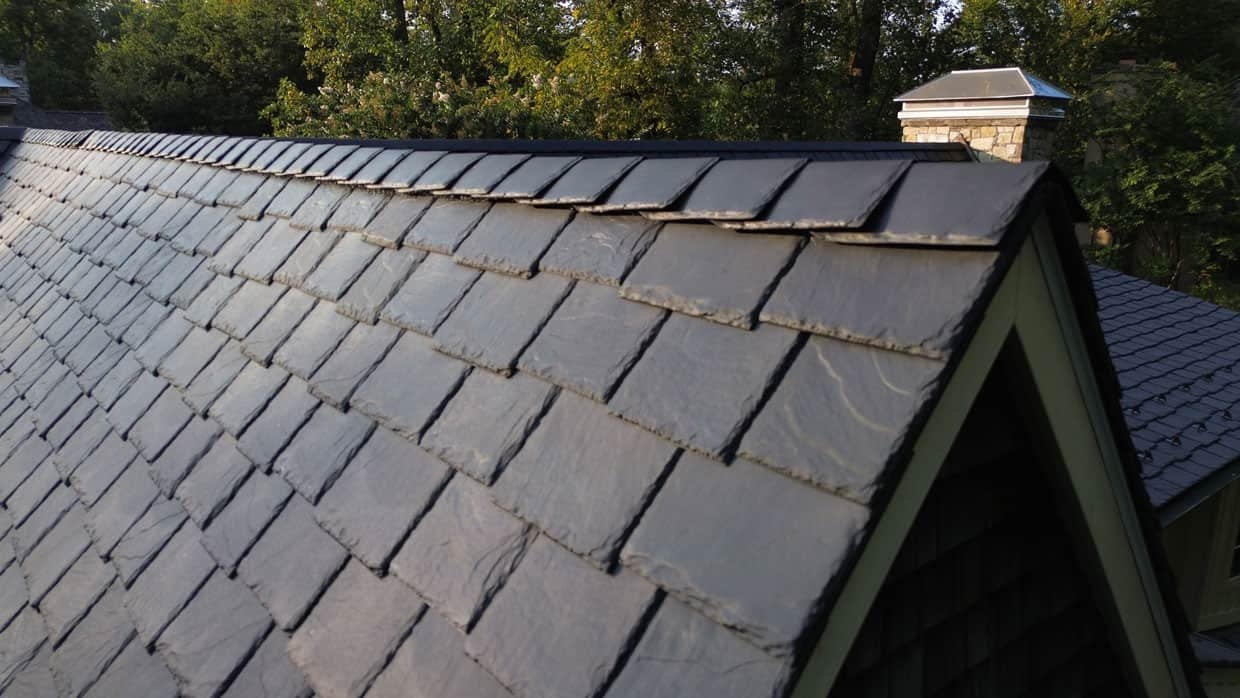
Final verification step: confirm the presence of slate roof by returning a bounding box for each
[895,66,1074,102]
[0,126,1165,698]
[1091,265,1240,520]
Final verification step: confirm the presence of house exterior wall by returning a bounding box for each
[900,118,1057,162]
[833,377,1132,696]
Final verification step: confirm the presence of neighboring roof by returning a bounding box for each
[12,106,113,131]
[896,67,1074,102]
[0,127,1174,697]
[1192,632,1240,668]
[0,76,17,90]
[1091,265,1240,521]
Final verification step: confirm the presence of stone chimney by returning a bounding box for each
[896,67,1072,163]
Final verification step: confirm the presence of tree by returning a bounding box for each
[0,0,111,109]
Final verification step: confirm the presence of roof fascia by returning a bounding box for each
[1159,458,1240,526]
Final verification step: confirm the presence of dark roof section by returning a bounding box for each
[1090,265,1240,521]
[1195,626,1240,668]
[0,127,1165,697]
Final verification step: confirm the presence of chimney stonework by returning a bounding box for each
[896,67,1071,163]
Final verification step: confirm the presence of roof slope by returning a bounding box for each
[1091,265,1240,519]
[0,127,1071,698]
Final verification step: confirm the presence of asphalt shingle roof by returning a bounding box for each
[0,127,1068,697]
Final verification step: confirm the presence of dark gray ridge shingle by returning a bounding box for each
[367,609,511,698]
[538,214,658,286]
[127,388,194,462]
[721,159,911,230]
[380,252,480,336]
[288,559,425,698]
[156,571,272,698]
[233,220,308,283]
[274,229,341,289]
[282,143,333,177]
[323,146,383,182]
[519,281,665,401]
[22,504,91,605]
[201,471,292,575]
[69,432,135,507]
[403,198,490,254]
[272,303,356,380]
[110,497,187,586]
[351,332,470,439]
[158,326,228,389]
[620,223,802,329]
[336,246,423,323]
[445,153,530,195]
[182,340,248,415]
[484,155,580,200]
[48,581,134,698]
[358,194,430,248]
[433,270,572,375]
[123,522,215,646]
[234,140,280,171]
[314,424,449,570]
[273,402,375,504]
[326,188,390,232]
[760,240,999,358]
[581,156,717,213]
[407,152,485,192]
[421,370,555,485]
[39,545,115,646]
[347,148,412,186]
[525,156,641,205]
[622,453,869,656]
[290,184,351,231]
[85,462,160,555]
[208,361,290,437]
[212,280,285,340]
[308,321,401,408]
[174,435,253,527]
[370,150,443,189]
[609,314,800,459]
[465,535,657,698]
[453,204,572,278]
[302,234,381,301]
[208,218,273,275]
[82,636,178,698]
[391,474,531,629]
[237,377,319,470]
[220,629,310,698]
[607,597,789,698]
[238,496,348,630]
[494,390,677,567]
[183,275,243,329]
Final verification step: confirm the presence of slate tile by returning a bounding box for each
[350,332,469,439]
[88,353,141,411]
[406,152,484,192]
[529,156,640,204]
[290,184,350,231]
[22,504,91,604]
[723,160,911,230]
[63,324,112,375]
[297,144,356,179]
[308,321,401,408]
[301,234,380,301]
[195,215,244,256]
[647,158,804,220]
[208,361,291,437]
[264,179,317,219]
[274,229,340,288]
[580,156,716,212]
[404,199,489,254]
[52,415,110,483]
[483,154,580,199]
[434,271,572,374]
[233,219,308,283]
[609,314,799,458]
[106,295,158,343]
[380,252,480,335]
[0,607,47,688]
[273,403,374,503]
[183,340,249,415]
[620,223,801,329]
[622,453,869,655]
[157,571,272,698]
[221,630,310,698]
[208,218,272,275]
[134,311,193,370]
[740,336,943,502]
[273,302,356,379]
[69,431,137,508]
[201,471,292,574]
[760,240,999,357]
[44,398,93,450]
[607,597,789,698]
[213,280,285,339]
[0,564,27,633]
[242,289,317,365]
[146,251,203,305]
[175,436,253,527]
[24,361,71,413]
[86,462,161,556]
[323,146,382,181]
[368,150,442,189]
[4,643,54,697]
[336,246,423,323]
[217,172,267,208]
[128,388,194,461]
[123,522,215,646]
[446,153,529,195]
[109,497,187,586]
[466,536,657,698]
[359,194,430,248]
[158,326,228,388]
[49,582,134,697]
[452,203,572,278]
[82,637,178,698]
[0,436,52,504]
[106,370,167,437]
[238,378,319,469]
[326,189,390,234]
[30,374,81,437]
[368,609,512,698]
[288,559,424,698]
[5,460,59,527]
[39,549,114,647]
[238,497,348,630]
[169,263,216,310]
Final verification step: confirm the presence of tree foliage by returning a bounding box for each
[0,0,110,109]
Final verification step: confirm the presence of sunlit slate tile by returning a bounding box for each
[274,403,374,503]
[322,146,382,181]
[579,156,715,212]
[175,436,253,527]
[452,203,572,278]
[194,215,244,256]
[213,281,285,340]
[351,332,469,438]
[483,155,579,199]
[274,230,341,288]
[216,171,266,208]
[233,140,278,170]
[406,152,484,192]
[326,188,390,232]
[273,303,356,379]
[403,199,489,254]
[358,194,430,247]
[337,247,423,323]
[237,378,319,470]
[445,153,529,195]
[233,219,308,283]
[609,314,799,458]
[298,144,357,179]
[646,158,804,221]
[85,461,160,556]
[289,183,350,231]
[82,634,179,697]
[370,149,444,189]
[346,148,411,186]
[254,141,303,173]
[622,454,869,656]
[525,155,640,204]
[367,610,511,698]
[620,223,801,329]
[150,415,221,496]
[220,629,310,698]
[207,218,273,275]
[242,290,317,366]
[264,179,318,219]
[183,274,243,328]
[308,321,401,408]
[48,582,134,697]
[279,143,331,176]
[524,213,658,286]
[302,235,381,302]
[202,471,292,574]
[722,160,911,230]
[208,361,291,437]
[236,177,287,220]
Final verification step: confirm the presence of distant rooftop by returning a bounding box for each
[896,67,1073,102]
[0,76,17,91]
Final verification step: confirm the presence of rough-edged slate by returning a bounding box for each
[82,637,178,698]
[403,199,489,254]
[169,206,227,253]
[336,247,423,324]
[237,378,319,469]
[264,179,318,219]
[220,630,310,698]
[498,390,676,566]
[537,214,658,287]
[273,404,374,503]
[289,560,425,698]
[238,497,347,630]
[298,145,357,179]
[466,536,656,698]
[158,326,227,389]
[607,597,789,698]
[609,314,799,458]
[520,281,665,401]
[407,152,485,192]
[69,432,135,507]
[156,571,272,698]
[169,264,216,310]
[740,335,943,503]
[90,353,142,411]
[621,223,801,329]
[273,302,356,379]
[106,370,167,437]
[350,332,469,439]
[109,497,187,586]
[392,475,530,629]
[323,146,382,182]
[760,241,999,358]
[315,425,449,569]
[40,550,115,647]
[327,188,391,232]
[0,564,27,633]
[380,253,480,335]
[289,184,350,231]
[0,606,47,689]
[174,436,253,527]
[201,471,291,574]
[622,453,869,656]
[85,463,161,555]
[581,156,716,212]
[128,388,194,461]
[45,399,93,450]
[183,275,243,328]
[482,155,580,200]
[22,504,91,604]
[274,229,341,288]
[208,361,290,436]
[368,610,511,698]
[446,153,530,195]
[208,218,272,275]
[453,203,572,278]
[233,219,308,283]
[301,234,380,301]
[49,582,134,698]
[123,523,215,646]
[433,271,572,374]
[5,644,55,697]
[134,312,193,370]
[0,432,44,502]
[359,194,430,248]
[345,148,411,186]
[182,340,248,415]
[217,171,266,208]
[242,290,316,365]
[52,416,109,482]
[308,322,401,408]
[528,156,640,204]
[6,460,60,527]
[647,158,804,221]
[723,160,911,230]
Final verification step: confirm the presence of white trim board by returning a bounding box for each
[791,220,1192,697]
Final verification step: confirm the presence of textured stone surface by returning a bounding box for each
[182,340,248,415]
[532,156,639,204]
[82,636,178,698]
[6,645,55,698]
[221,630,310,698]
[158,326,227,389]
[127,388,194,461]
[368,610,511,698]
[622,454,870,655]
[729,160,910,230]
[0,564,27,634]
[174,436,252,526]
[336,247,422,323]
[150,415,220,496]
[380,253,480,335]
[123,523,215,646]
[109,497,187,586]
[392,475,531,628]
[466,536,656,698]
[360,194,430,247]
[0,607,46,688]
[403,199,489,253]
[241,289,316,365]
[237,378,319,469]
[308,322,400,408]
[289,560,424,698]
[208,362,290,437]
[327,188,390,232]
[85,462,160,556]
[315,425,449,569]
[302,234,381,301]
[583,156,715,212]
[609,314,799,458]
[274,230,341,288]
[350,333,468,439]
[274,404,373,503]
[272,303,355,380]
[213,280,286,339]
[201,471,290,574]
[651,158,803,220]
[105,370,167,437]
[49,582,134,698]
[453,204,571,277]
[23,505,91,604]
